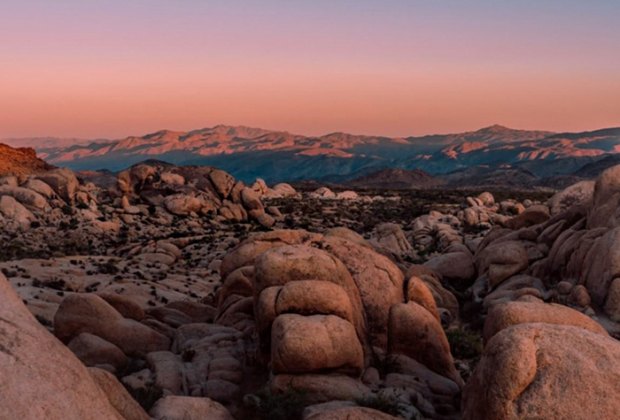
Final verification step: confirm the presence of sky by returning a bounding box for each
[1,0,619,139]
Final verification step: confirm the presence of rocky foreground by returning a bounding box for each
[1,159,620,419]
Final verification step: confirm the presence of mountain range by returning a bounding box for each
[4,124,620,185]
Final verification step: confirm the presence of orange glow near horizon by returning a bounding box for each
[1,1,619,139]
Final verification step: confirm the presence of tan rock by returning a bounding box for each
[160,171,185,186]
[164,193,203,216]
[54,293,170,356]
[483,301,607,343]
[0,195,35,229]
[271,314,364,375]
[150,396,233,420]
[462,323,620,420]
[387,302,463,387]
[477,191,495,207]
[405,276,440,321]
[98,292,145,320]
[505,204,550,229]
[588,164,620,228]
[548,180,594,215]
[209,169,235,198]
[424,250,475,288]
[275,280,354,324]
[219,229,322,279]
[0,273,123,419]
[0,185,48,209]
[270,374,371,404]
[322,236,405,349]
[254,244,366,341]
[304,406,399,420]
[604,278,620,321]
[369,222,413,258]
[37,167,79,203]
[241,186,262,210]
[89,367,149,420]
[476,240,529,288]
[68,332,128,371]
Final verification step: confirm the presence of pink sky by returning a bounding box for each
[1,0,619,139]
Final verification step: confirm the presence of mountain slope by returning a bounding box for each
[0,143,54,177]
[347,168,442,189]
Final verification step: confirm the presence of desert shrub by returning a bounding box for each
[446,327,483,360]
[356,393,408,418]
[125,384,162,411]
[254,388,309,420]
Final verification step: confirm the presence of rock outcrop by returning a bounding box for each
[463,323,620,420]
[0,273,127,419]
[216,228,463,417]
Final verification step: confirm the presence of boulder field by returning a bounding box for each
[2,163,620,419]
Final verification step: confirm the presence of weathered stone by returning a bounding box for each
[483,301,607,343]
[463,323,620,420]
[54,293,170,356]
[271,314,364,375]
[150,396,234,420]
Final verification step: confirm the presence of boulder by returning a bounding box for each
[321,236,405,349]
[37,168,79,203]
[304,405,399,420]
[483,301,607,343]
[387,303,463,387]
[369,222,413,258]
[68,333,128,371]
[241,187,262,211]
[336,190,358,200]
[476,240,529,288]
[0,273,124,419]
[160,171,185,186]
[269,183,297,198]
[0,185,48,209]
[271,314,364,375]
[98,293,145,321]
[462,323,620,420]
[163,193,203,216]
[424,250,475,288]
[0,195,35,229]
[275,280,354,324]
[54,293,170,356]
[477,191,495,207]
[405,276,440,322]
[209,169,235,198]
[604,278,620,322]
[253,244,366,342]
[310,187,336,199]
[588,164,620,228]
[89,367,149,420]
[150,396,234,420]
[505,205,550,229]
[548,180,594,215]
[270,374,371,404]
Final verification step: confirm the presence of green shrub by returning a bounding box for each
[446,327,483,360]
[253,388,309,420]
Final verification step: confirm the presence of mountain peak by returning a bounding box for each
[477,124,513,133]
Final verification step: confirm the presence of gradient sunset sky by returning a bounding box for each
[2,0,619,139]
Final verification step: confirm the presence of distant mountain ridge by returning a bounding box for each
[4,124,620,183]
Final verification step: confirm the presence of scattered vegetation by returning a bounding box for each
[253,388,309,420]
[446,327,483,360]
[356,393,412,418]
